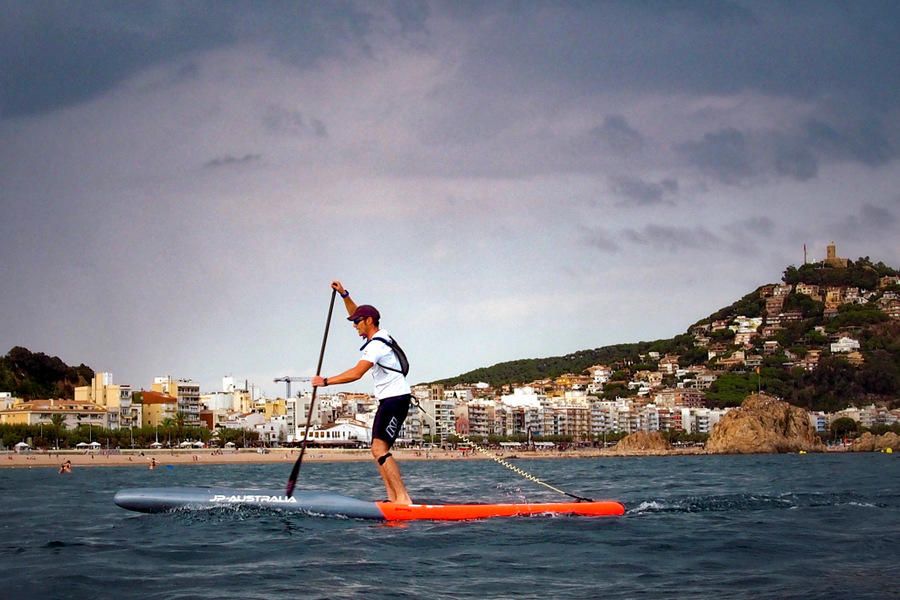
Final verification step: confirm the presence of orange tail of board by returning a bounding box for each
[377,500,626,521]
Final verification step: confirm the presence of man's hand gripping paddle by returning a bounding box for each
[286,288,337,497]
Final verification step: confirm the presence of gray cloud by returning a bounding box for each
[730,217,776,237]
[0,2,235,118]
[818,203,897,243]
[203,154,262,168]
[774,136,819,181]
[677,129,755,185]
[262,105,328,138]
[582,227,620,253]
[622,224,722,252]
[610,175,677,207]
[805,118,897,167]
[456,2,900,109]
[589,116,644,156]
[0,3,404,119]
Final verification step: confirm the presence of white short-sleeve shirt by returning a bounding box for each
[361,328,411,400]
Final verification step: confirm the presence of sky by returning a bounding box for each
[2,1,899,397]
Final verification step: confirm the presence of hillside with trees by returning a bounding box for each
[434,257,900,412]
[0,347,93,399]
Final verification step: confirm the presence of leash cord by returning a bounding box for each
[411,399,593,502]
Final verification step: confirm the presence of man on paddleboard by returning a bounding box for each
[311,281,413,505]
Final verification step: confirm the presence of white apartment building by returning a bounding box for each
[257,415,290,444]
[680,407,727,434]
[830,337,861,353]
[808,411,829,433]
[296,418,371,446]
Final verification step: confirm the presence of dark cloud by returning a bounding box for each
[262,105,328,138]
[725,217,775,238]
[677,129,755,185]
[589,116,644,155]
[203,154,262,168]
[582,227,620,253]
[774,136,819,181]
[0,2,235,118]
[456,2,900,110]
[829,203,897,241]
[610,175,677,207]
[621,224,722,252]
[0,2,409,119]
[805,118,897,167]
[771,116,897,181]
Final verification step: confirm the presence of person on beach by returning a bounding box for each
[311,280,413,505]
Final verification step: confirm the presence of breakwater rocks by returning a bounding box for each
[706,394,826,454]
[849,431,900,452]
[614,431,673,455]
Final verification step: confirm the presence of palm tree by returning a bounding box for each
[174,412,186,443]
[161,417,175,446]
[50,414,66,449]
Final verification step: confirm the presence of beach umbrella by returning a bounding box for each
[150,441,163,448]
[14,441,30,452]
[88,441,101,449]
[178,441,193,448]
[225,442,236,448]
[75,442,89,448]
[192,441,204,448]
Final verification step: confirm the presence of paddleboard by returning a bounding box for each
[114,487,625,520]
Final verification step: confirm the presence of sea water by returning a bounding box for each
[1,454,896,599]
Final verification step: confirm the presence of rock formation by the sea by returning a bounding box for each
[849,431,900,452]
[614,431,672,454]
[706,393,825,454]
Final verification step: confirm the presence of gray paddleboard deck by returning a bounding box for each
[114,487,385,519]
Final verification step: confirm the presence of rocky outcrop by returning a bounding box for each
[614,431,672,454]
[706,394,825,454]
[849,431,900,452]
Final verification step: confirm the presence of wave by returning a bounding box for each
[627,492,887,515]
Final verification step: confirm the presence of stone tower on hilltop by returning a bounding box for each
[824,242,849,268]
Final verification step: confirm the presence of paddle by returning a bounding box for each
[286,288,337,498]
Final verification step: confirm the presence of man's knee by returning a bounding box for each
[371,440,388,459]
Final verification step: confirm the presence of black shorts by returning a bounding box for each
[372,394,411,447]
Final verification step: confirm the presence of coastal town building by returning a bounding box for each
[0,392,18,411]
[295,418,371,446]
[152,376,201,426]
[139,390,177,427]
[0,398,107,429]
[830,337,861,353]
[74,372,133,430]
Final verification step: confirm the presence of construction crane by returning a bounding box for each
[274,377,310,401]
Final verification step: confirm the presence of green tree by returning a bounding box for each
[829,417,858,439]
[49,414,66,449]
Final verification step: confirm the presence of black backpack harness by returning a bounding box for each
[360,335,410,376]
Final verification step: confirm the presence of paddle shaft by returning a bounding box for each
[286,288,337,497]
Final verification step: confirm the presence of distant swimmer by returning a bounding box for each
[149,457,157,470]
[59,460,72,474]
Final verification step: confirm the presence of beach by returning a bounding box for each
[1,445,709,469]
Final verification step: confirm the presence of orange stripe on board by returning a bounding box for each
[376,500,626,521]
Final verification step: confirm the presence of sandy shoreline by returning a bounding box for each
[1,446,709,469]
